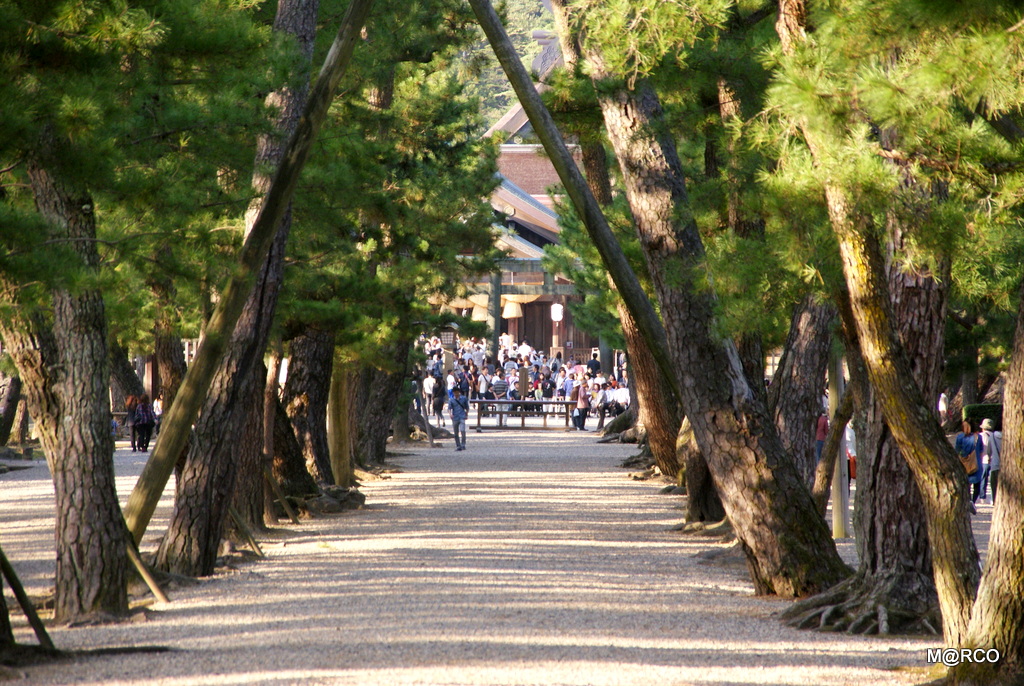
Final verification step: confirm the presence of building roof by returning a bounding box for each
[491,175,561,237]
[495,144,582,206]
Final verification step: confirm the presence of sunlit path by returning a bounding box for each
[3,432,941,685]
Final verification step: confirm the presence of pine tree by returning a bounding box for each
[770,0,1024,659]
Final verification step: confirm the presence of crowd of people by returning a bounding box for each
[414,334,630,449]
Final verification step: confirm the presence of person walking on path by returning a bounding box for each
[573,380,592,431]
[124,395,140,452]
[134,393,157,452]
[449,387,470,451]
[979,418,1002,503]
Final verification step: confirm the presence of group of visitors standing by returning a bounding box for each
[414,334,630,448]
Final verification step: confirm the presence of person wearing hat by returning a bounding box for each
[448,387,470,451]
[979,418,1002,504]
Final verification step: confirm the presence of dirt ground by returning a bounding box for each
[1,431,988,685]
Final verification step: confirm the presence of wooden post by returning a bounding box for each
[0,542,55,650]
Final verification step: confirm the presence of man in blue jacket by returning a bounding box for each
[449,387,470,451]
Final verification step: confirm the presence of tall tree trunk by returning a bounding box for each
[619,299,681,477]
[156,229,287,575]
[231,360,272,532]
[329,363,356,488]
[0,375,21,446]
[585,64,848,596]
[153,322,187,409]
[283,328,335,483]
[951,278,1024,685]
[0,145,128,623]
[155,0,320,575]
[273,394,319,497]
[767,296,836,486]
[352,339,413,466]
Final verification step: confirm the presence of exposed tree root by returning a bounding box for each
[781,576,941,635]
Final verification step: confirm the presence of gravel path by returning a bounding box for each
[1,431,950,685]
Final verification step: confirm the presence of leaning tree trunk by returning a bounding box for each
[155,0,319,575]
[0,578,12,649]
[283,327,334,483]
[950,277,1024,685]
[816,184,979,645]
[156,229,287,575]
[775,0,980,644]
[620,300,681,477]
[550,0,685,494]
[586,61,849,596]
[0,149,128,624]
[10,399,29,445]
[0,375,21,446]
[767,296,836,486]
[785,225,948,635]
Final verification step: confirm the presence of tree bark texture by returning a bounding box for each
[0,375,21,446]
[283,328,335,483]
[812,388,853,517]
[329,364,356,488]
[272,394,319,497]
[619,299,681,478]
[231,360,272,532]
[586,66,849,596]
[351,339,414,466]
[766,296,835,486]
[950,278,1024,685]
[10,399,29,445]
[678,418,726,523]
[109,342,145,401]
[153,322,190,476]
[153,322,187,408]
[155,0,319,575]
[0,152,128,623]
[262,350,282,524]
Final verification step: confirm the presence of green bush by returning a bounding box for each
[962,403,1002,431]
